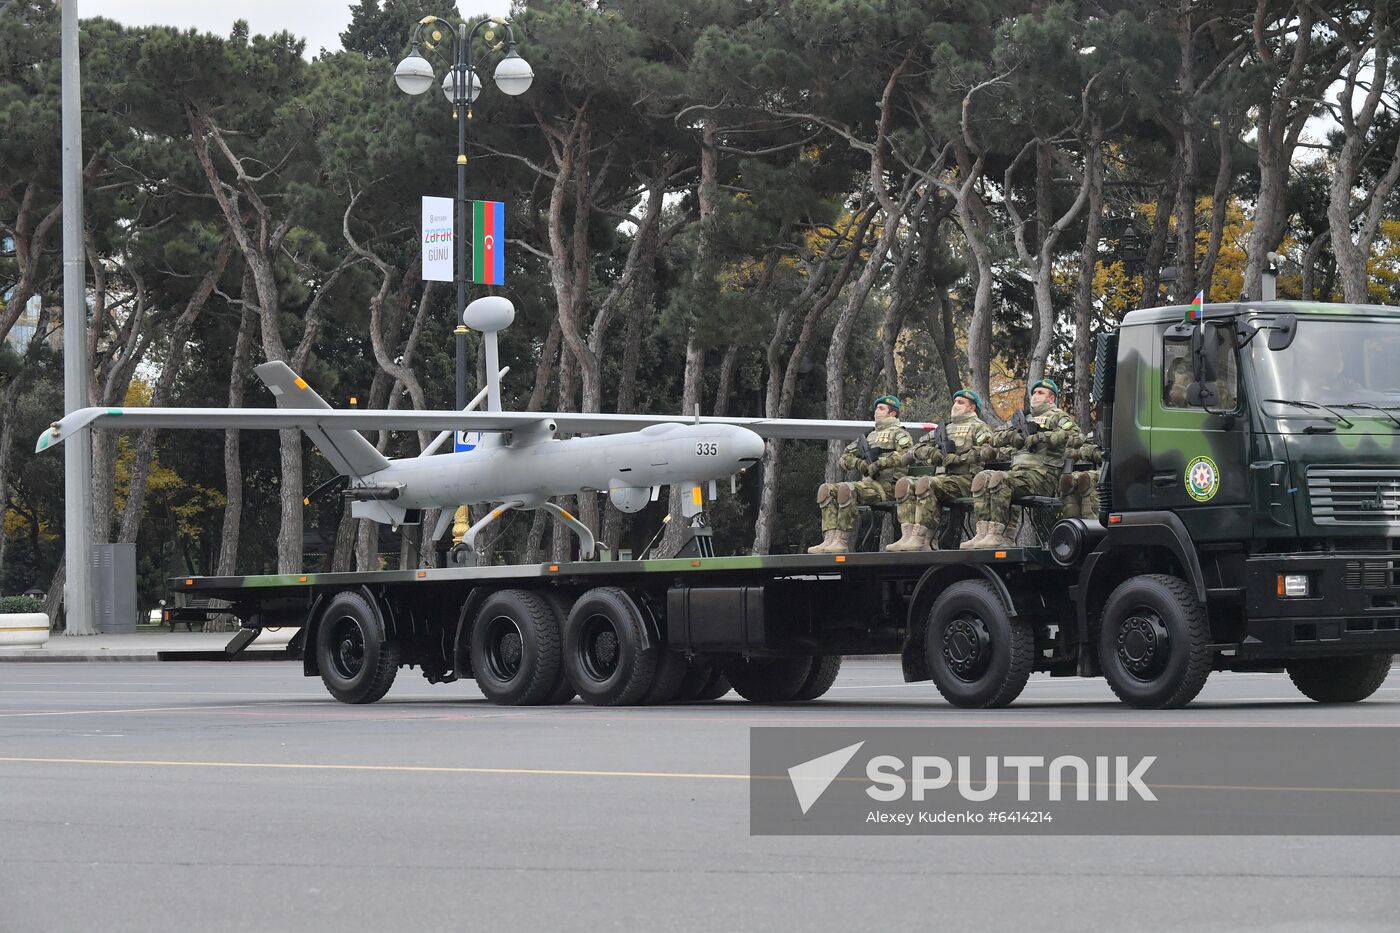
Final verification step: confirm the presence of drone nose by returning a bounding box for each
[735,428,766,464]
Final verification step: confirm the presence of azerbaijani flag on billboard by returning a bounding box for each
[472,200,505,285]
[1185,289,1204,322]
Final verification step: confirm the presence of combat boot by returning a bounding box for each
[982,522,1015,548]
[960,520,989,549]
[921,525,938,551]
[824,528,852,553]
[885,523,923,552]
[808,530,839,554]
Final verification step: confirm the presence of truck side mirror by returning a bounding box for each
[1267,313,1297,351]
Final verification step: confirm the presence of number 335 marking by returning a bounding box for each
[696,442,719,456]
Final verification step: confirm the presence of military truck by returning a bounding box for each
[178,300,1399,710]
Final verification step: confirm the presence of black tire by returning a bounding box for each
[674,658,714,702]
[563,587,658,706]
[539,591,578,705]
[925,580,1033,708]
[315,591,399,704]
[1098,573,1211,709]
[645,648,690,704]
[673,659,732,703]
[722,657,814,703]
[1287,654,1393,703]
[793,655,843,701]
[471,589,565,706]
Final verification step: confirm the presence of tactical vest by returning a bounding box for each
[842,417,911,481]
[940,413,991,476]
[1011,405,1077,472]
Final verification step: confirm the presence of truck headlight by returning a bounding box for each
[1277,574,1310,598]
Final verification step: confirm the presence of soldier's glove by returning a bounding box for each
[1024,432,1044,451]
[925,449,945,467]
[975,445,995,462]
[858,460,874,477]
[900,448,917,466]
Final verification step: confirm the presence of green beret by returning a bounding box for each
[871,394,901,414]
[1030,379,1060,399]
[952,389,982,412]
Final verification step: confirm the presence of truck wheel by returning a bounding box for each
[316,591,399,704]
[1098,574,1210,709]
[471,589,565,706]
[539,591,578,705]
[564,587,658,706]
[1286,655,1393,703]
[674,660,732,702]
[722,657,814,703]
[925,580,1032,708]
[645,649,690,704]
[793,655,843,701]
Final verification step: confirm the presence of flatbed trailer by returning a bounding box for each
[177,546,1074,709]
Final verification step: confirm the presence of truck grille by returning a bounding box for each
[1344,559,1398,590]
[1307,467,1400,526]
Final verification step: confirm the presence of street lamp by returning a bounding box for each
[395,15,533,412]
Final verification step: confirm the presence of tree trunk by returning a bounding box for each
[215,296,256,576]
[1073,137,1106,430]
[1197,118,1235,297]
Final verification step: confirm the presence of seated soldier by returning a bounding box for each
[809,395,913,554]
[963,378,1082,549]
[887,389,992,551]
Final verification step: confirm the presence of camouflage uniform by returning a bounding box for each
[810,416,913,552]
[888,411,992,550]
[1059,441,1102,519]
[966,402,1082,548]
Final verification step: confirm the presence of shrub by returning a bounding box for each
[0,595,44,614]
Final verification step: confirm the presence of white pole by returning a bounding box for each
[61,0,94,635]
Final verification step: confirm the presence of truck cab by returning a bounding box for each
[1081,301,1400,706]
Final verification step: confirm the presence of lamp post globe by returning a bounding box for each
[394,53,434,95]
[493,50,534,96]
[443,65,483,103]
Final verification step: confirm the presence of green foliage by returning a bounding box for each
[0,595,42,613]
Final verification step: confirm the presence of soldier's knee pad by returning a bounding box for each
[971,472,989,496]
[835,483,855,506]
[894,476,913,501]
[1059,474,1075,496]
[984,470,1006,490]
[914,476,933,497]
[816,483,835,507]
[1074,472,1093,494]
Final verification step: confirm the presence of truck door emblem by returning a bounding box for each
[1185,456,1220,502]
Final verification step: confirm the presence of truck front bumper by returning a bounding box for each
[1239,552,1400,658]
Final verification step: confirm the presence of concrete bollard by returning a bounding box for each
[0,613,50,649]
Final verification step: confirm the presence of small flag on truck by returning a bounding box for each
[1186,289,1204,322]
[472,200,505,285]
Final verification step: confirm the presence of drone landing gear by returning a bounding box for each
[538,500,598,560]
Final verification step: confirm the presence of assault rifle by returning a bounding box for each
[1008,408,1041,439]
[854,433,891,476]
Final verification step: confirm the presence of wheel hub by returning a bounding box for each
[942,614,992,681]
[331,617,365,679]
[580,616,621,681]
[1116,610,1170,679]
[483,616,525,681]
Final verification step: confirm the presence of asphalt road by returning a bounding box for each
[2,660,1399,933]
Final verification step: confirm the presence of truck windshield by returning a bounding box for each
[1251,317,1400,409]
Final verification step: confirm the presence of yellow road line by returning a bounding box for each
[0,757,1395,796]
[0,756,751,781]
